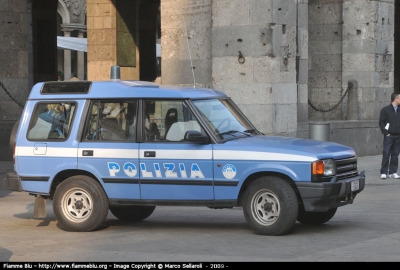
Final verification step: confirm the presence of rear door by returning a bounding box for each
[77,100,140,200]
[16,100,80,193]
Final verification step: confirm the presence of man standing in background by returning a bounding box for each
[379,93,400,179]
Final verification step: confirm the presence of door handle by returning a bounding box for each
[82,150,93,156]
[144,151,156,157]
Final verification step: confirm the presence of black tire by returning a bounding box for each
[110,205,156,222]
[9,119,20,160]
[53,175,109,232]
[243,176,298,236]
[297,206,337,225]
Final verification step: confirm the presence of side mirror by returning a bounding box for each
[184,130,209,143]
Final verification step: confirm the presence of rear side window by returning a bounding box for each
[27,102,77,141]
[83,100,138,141]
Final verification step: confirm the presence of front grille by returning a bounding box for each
[335,157,358,180]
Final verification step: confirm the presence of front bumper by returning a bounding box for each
[2,172,22,192]
[295,171,365,212]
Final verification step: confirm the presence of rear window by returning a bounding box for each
[27,102,77,141]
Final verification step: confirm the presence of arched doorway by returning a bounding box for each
[56,0,87,81]
[113,0,160,82]
[32,0,87,83]
[138,0,160,82]
[32,0,58,83]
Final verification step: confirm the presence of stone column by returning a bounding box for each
[87,0,124,80]
[63,30,72,81]
[297,1,309,123]
[0,0,31,121]
[87,0,141,81]
[308,0,343,121]
[211,0,298,137]
[77,31,85,80]
[342,0,394,120]
[161,0,212,88]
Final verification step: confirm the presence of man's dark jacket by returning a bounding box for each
[379,104,400,136]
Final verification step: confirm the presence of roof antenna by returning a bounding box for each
[183,19,196,88]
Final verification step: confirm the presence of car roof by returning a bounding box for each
[28,81,228,100]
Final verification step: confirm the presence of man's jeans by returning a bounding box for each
[381,134,400,174]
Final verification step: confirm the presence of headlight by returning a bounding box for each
[312,159,337,176]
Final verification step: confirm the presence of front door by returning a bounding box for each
[139,100,214,200]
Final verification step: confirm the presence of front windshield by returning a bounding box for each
[192,99,259,141]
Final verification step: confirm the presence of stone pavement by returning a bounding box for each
[1,155,400,262]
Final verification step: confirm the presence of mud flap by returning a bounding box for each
[33,196,47,219]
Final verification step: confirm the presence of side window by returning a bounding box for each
[27,102,76,140]
[83,100,137,141]
[143,100,203,142]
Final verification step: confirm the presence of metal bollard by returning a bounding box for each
[309,122,330,141]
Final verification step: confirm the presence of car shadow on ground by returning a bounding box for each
[11,203,351,235]
[0,189,12,199]
[98,218,249,234]
[0,177,13,198]
[13,201,57,226]
[293,222,351,234]
[0,246,13,261]
[100,216,349,236]
[0,162,15,199]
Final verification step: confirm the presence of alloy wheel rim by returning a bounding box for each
[251,189,280,226]
[61,188,93,223]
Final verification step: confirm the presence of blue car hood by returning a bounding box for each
[221,135,356,160]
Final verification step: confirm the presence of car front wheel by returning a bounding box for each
[243,176,298,236]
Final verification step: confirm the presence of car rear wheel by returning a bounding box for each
[243,176,298,236]
[53,175,109,232]
[110,205,156,222]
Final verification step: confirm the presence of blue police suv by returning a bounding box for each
[3,77,365,235]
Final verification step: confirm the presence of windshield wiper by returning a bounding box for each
[218,130,251,137]
[243,129,263,135]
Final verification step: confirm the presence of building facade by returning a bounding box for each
[0,0,396,160]
[58,0,87,81]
